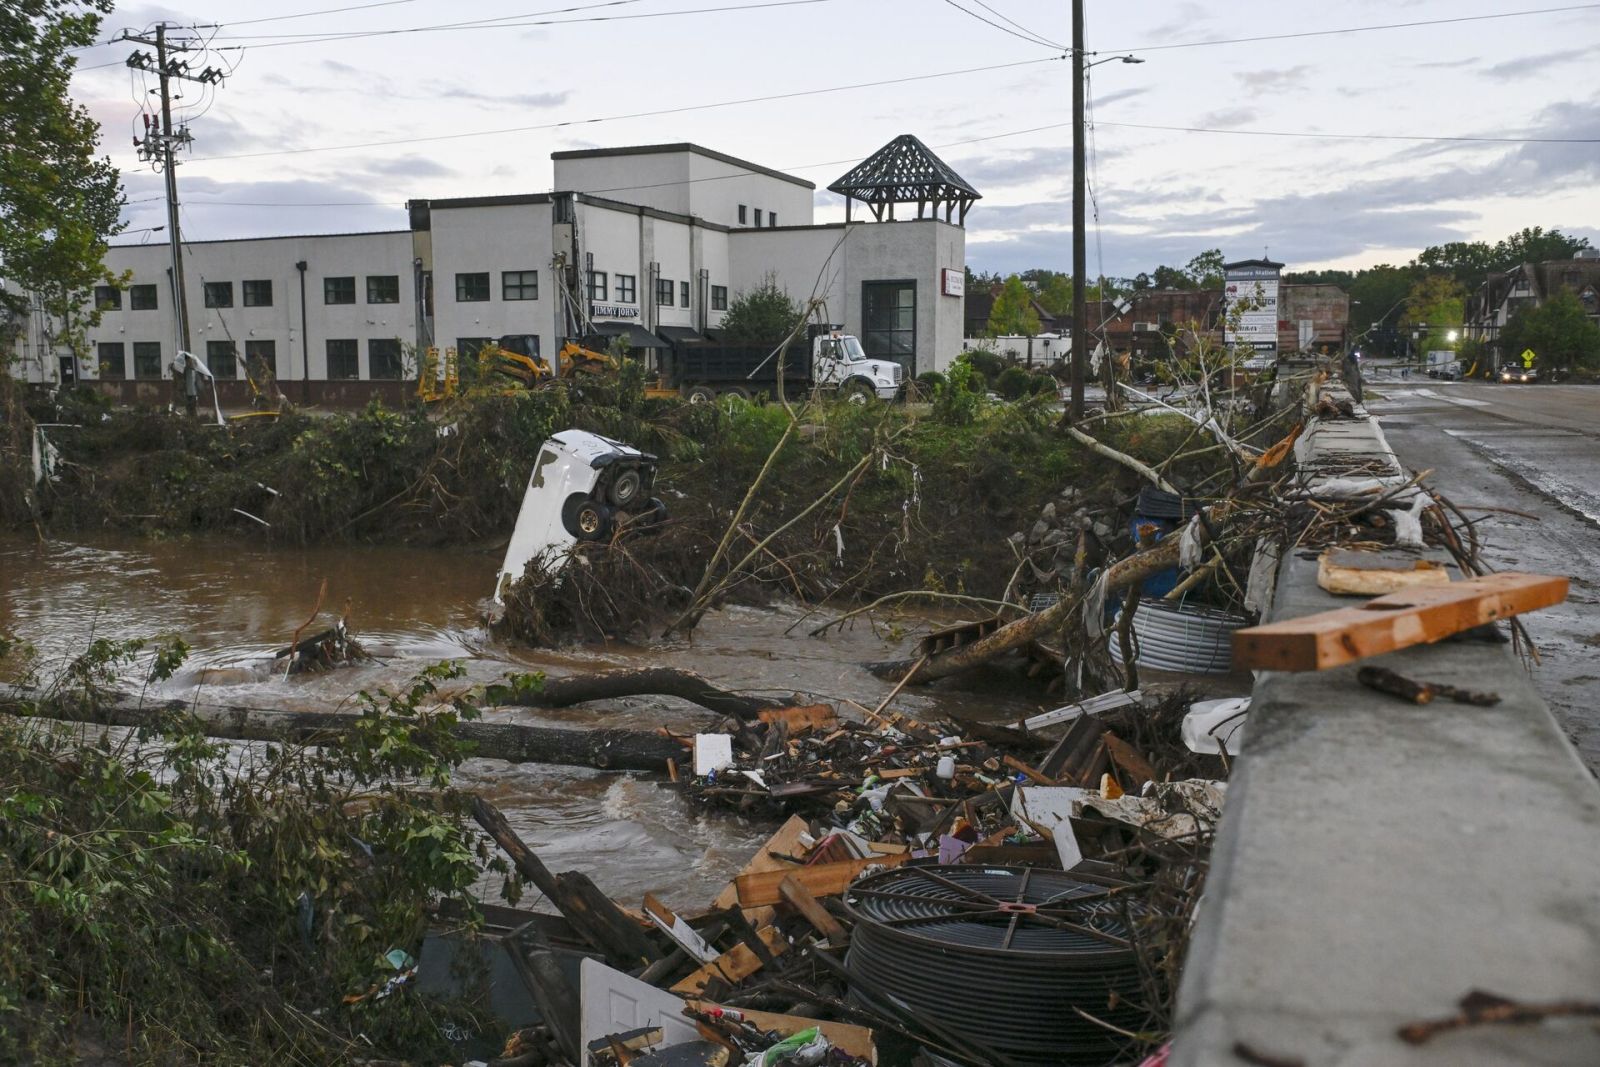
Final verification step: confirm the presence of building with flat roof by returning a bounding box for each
[7,138,978,405]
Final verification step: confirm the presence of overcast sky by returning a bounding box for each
[68,0,1600,278]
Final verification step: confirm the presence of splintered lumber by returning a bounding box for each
[495,667,800,722]
[756,703,839,733]
[1101,731,1158,790]
[670,925,789,995]
[7,695,686,773]
[1232,572,1568,671]
[735,854,909,909]
[778,874,849,947]
[712,815,809,915]
[1317,547,1452,597]
[1357,666,1501,707]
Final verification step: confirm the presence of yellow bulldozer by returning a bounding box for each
[417,334,620,401]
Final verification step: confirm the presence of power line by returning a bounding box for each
[1096,120,1600,144]
[966,0,1064,49]
[185,55,1065,161]
[1103,3,1600,55]
[935,0,1062,50]
[207,0,825,48]
[227,0,427,27]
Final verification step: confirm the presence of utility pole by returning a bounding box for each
[123,24,226,358]
[1069,0,1087,421]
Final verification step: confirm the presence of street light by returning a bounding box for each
[1070,42,1146,420]
[1447,329,1459,342]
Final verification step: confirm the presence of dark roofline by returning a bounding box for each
[1223,258,1285,270]
[551,143,815,190]
[728,218,961,235]
[107,228,409,250]
[421,193,553,210]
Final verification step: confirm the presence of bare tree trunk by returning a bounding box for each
[501,667,799,722]
[5,696,686,773]
[866,537,1181,684]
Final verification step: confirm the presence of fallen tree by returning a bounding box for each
[3,695,686,773]
[491,666,802,722]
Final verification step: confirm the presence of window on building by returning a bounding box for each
[616,274,637,303]
[367,275,400,304]
[133,342,163,380]
[752,210,762,228]
[862,281,916,368]
[207,339,238,380]
[656,278,675,306]
[587,271,609,302]
[94,285,121,311]
[455,272,490,302]
[325,276,356,304]
[327,338,359,379]
[680,280,689,308]
[245,339,277,379]
[369,338,404,380]
[243,279,273,307]
[97,342,126,380]
[129,284,158,310]
[502,270,538,301]
[768,211,776,227]
[738,205,748,225]
[711,285,728,311]
[203,281,233,308]
[455,337,494,362]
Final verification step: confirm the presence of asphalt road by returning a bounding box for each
[1366,379,1600,772]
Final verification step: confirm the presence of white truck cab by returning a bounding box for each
[810,330,903,400]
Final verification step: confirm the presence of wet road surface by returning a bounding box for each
[1367,379,1600,772]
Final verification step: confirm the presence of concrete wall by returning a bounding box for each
[553,144,814,231]
[20,231,416,387]
[1172,385,1600,1066]
[428,201,556,356]
[728,219,964,376]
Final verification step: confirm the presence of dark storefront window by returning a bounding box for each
[862,281,916,370]
[327,338,359,380]
[98,342,126,379]
[369,338,404,380]
[133,342,163,379]
[207,339,238,380]
[245,339,278,378]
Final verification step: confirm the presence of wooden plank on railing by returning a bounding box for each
[1232,572,1568,672]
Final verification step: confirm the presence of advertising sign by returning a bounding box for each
[941,268,965,298]
[591,303,639,320]
[1224,263,1280,353]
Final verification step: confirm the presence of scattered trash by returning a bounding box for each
[1182,697,1250,755]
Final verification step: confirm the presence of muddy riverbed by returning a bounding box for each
[0,531,1046,910]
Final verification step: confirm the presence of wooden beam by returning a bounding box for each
[1232,572,1568,671]
[670,924,789,995]
[779,874,849,947]
[735,853,909,909]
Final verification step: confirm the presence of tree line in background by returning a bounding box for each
[968,228,1600,372]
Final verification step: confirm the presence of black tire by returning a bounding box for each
[684,384,717,405]
[608,467,642,508]
[843,378,877,404]
[640,497,669,532]
[562,494,612,541]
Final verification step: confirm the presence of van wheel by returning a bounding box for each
[562,494,612,540]
[685,384,717,405]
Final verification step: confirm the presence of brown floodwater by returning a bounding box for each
[0,531,1045,910]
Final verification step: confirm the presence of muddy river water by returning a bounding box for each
[0,531,1044,910]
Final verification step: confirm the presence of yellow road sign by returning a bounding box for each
[1521,348,1536,367]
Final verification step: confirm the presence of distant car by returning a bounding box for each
[1498,366,1538,384]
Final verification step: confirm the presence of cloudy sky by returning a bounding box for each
[69,0,1600,277]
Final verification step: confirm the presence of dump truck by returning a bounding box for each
[661,326,904,403]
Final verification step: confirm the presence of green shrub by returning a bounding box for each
[995,365,1032,400]
[964,347,1005,381]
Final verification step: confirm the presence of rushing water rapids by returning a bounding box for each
[0,531,1044,910]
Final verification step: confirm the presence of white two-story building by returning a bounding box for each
[6,137,980,405]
